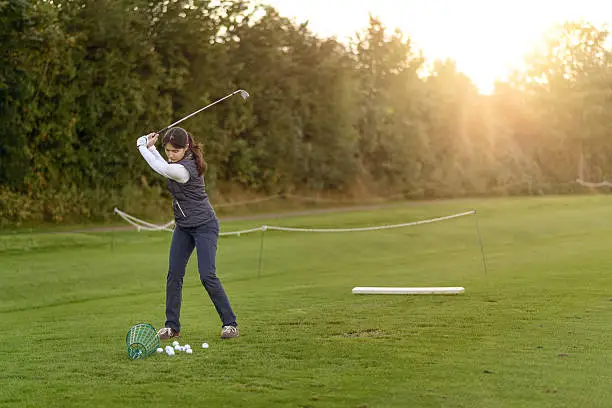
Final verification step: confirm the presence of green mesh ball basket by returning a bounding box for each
[126,323,160,360]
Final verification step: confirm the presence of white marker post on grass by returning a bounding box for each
[352,287,465,295]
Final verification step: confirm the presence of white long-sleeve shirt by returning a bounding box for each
[138,145,189,183]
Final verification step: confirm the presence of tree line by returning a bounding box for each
[1,0,611,226]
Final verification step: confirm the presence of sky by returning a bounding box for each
[259,0,610,94]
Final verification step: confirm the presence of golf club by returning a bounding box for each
[156,89,249,134]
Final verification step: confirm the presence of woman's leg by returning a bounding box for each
[193,219,238,329]
[165,225,195,333]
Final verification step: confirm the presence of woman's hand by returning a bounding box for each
[146,133,159,148]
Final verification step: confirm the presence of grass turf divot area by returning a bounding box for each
[2,195,612,407]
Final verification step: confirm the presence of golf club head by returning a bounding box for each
[238,89,249,101]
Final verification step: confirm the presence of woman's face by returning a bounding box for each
[164,143,188,163]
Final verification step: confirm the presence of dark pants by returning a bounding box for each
[165,219,237,331]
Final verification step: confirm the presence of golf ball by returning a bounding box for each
[186,349,193,354]
[156,348,163,353]
[184,344,191,349]
[202,342,209,349]
[172,341,180,347]
[174,345,181,351]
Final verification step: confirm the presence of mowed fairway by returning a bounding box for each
[3,195,612,407]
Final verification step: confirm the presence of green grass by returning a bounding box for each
[2,195,612,407]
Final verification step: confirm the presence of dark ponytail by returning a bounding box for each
[187,133,207,176]
[162,127,207,176]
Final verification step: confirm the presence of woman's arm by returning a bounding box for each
[149,145,165,163]
[137,135,189,183]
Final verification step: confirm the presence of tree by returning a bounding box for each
[519,21,612,184]
[351,15,426,193]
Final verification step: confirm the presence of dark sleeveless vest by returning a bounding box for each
[167,154,216,228]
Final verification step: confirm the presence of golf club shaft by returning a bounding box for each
[156,90,245,134]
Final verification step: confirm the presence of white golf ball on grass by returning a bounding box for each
[201,342,209,349]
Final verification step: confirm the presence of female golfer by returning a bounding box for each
[136,127,239,339]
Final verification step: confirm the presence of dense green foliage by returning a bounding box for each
[1,1,611,225]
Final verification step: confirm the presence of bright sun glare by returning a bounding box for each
[260,0,609,94]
